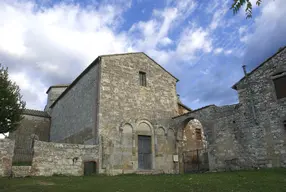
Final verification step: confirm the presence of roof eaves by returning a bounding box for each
[178,102,192,111]
[23,109,50,118]
[141,52,179,82]
[99,52,144,58]
[232,46,286,90]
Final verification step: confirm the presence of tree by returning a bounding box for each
[0,63,25,137]
[231,0,262,18]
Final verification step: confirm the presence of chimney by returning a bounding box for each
[242,65,247,76]
[177,94,181,103]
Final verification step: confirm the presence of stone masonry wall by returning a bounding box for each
[45,86,67,113]
[9,114,50,164]
[173,105,241,172]
[99,53,178,128]
[0,139,14,177]
[31,140,99,176]
[235,47,286,168]
[98,53,178,174]
[50,62,99,144]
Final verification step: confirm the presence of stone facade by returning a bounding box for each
[98,53,179,174]
[0,139,14,177]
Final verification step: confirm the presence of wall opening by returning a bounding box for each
[181,118,209,173]
[273,75,286,99]
[139,71,147,87]
[84,161,97,176]
[283,120,286,130]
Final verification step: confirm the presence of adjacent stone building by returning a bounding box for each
[8,47,286,175]
[173,46,286,171]
[9,109,50,164]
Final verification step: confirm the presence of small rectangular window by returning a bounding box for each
[273,75,286,99]
[283,120,286,130]
[139,71,146,87]
[195,128,202,140]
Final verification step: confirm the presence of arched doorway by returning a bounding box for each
[180,118,209,173]
[136,120,154,170]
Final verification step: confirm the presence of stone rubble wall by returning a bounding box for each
[12,166,32,177]
[0,139,15,177]
[234,47,286,169]
[9,114,50,164]
[31,140,99,176]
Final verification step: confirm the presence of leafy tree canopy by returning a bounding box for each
[231,0,262,18]
[0,63,25,137]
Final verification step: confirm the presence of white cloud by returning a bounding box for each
[176,27,213,61]
[159,37,173,46]
[214,48,223,54]
[243,0,286,66]
[209,7,228,30]
[224,50,233,55]
[10,72,47,109]
[0,0,131,109]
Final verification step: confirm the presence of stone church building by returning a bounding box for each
[9,47,286,175]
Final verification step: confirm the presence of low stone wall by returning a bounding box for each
[12,166,31,177]
[31,140,99,176]
[0,139,15,177]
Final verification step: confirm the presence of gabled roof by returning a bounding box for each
[23,109,50,118]
[232,46,286,90]
[50,52,179,108]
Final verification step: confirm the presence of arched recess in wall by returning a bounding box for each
[156,127,166,155]
[135,120,155,169]
[182,118,206,152]
[167,128,176,154]
[120,123,133,170]
[136,120,153,136]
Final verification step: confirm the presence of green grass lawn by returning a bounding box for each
[0,168,285,192]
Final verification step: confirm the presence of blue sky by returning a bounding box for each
[1,0,286,110]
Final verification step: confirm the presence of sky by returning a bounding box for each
[1,0,286,110]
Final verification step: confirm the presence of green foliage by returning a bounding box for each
[231,0,262,19]
[0,63,25,135]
